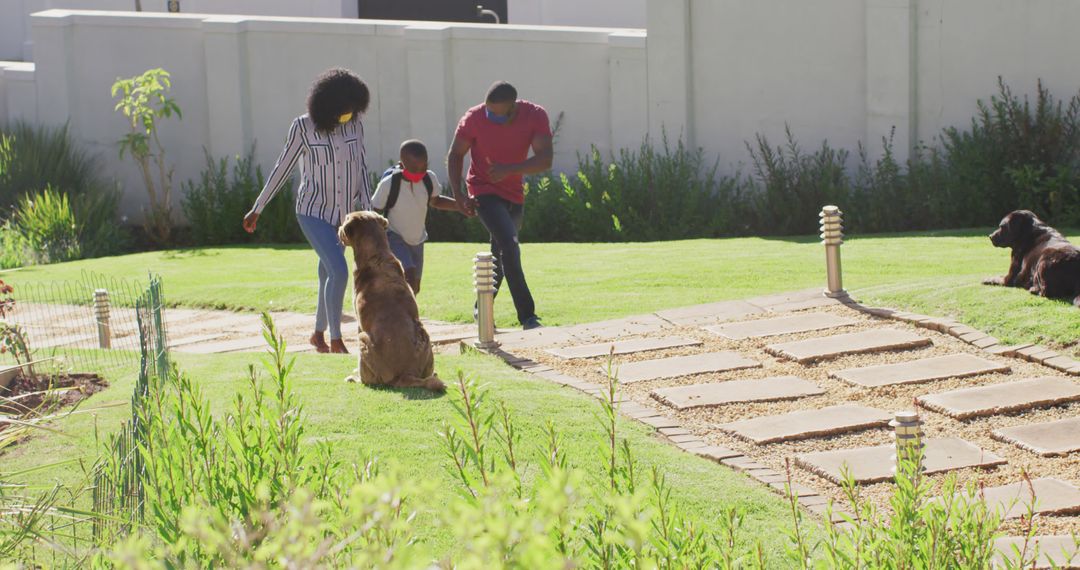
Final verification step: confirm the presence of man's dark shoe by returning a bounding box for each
[522,316,543,330]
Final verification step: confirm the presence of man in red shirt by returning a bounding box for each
[447,81,553,330]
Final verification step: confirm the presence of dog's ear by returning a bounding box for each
[338,218,355,244]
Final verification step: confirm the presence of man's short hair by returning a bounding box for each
[485,81,518,104]
[400,139,428,160]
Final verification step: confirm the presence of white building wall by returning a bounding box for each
[6,1,1080,220]
[2,0,354,61]
[508,0,647,28]
[17,11,646,220]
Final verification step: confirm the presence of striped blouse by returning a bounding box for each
[252,114,372,226]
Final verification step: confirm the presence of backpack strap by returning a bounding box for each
[384,171,403,213]
[422,173,434,198]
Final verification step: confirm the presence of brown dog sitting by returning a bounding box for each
[338,211,445,391]
[983,210,1080,307]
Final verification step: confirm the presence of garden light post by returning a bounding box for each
[93,288,111,349]
[820,205,847,298]
[474,252,499,349]
[890,410,925,478]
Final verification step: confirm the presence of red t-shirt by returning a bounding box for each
[454,100,551,204]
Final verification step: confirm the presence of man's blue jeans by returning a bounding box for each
[475,194,536,325]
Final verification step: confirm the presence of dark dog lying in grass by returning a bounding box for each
[983,210,1080,307]
[338,211,444,391]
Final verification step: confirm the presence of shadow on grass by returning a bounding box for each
[361,383,448,401]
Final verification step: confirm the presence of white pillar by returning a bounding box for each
[202,16,250,160]
[646,0,691,147]
[404,25,454,182]
[608,31,648,153]
[28,9,72,128]
[865,0,914,163]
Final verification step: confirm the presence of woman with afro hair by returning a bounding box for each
[244,68,371,354]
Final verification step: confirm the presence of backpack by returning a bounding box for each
[378,163,434,214]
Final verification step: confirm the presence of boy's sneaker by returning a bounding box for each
[522,316,543,331]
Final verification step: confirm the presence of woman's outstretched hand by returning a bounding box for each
[243,211,260,233]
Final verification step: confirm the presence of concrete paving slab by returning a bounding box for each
[767,328,931,363]
[795,438,1007,485]
[547,336,701,360]
[562,314,670,341]
[654,300,765,326]
[719,405,892,444]
[917,377,1080,420]
[993,417,1080,456]
[974,478,1080,519]
[832,354,1011,388]
[651,376,824,410]
[705,312,857,340]
[612,351,761,384]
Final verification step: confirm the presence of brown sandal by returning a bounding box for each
[329,339,349,354]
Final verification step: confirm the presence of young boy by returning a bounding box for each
[371,140,463,294]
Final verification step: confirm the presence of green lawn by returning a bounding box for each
[5,229,1077,356]
[2,348,802,561]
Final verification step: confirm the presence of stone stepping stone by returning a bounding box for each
[795,438,1006,485]
[766,328,931,363]
[563,314,670,341]
[993,417,1080,457]
[994,535,1080,569]
[746,288,845,312]
[832,354,1011,388]
[610,351,761,384]
[651,376,823,410]
[973,478,1080,519]
[655,300,765,327]
[917,377,1080,419]
[718,405,892,444]
[706,312,858,340]
[495,327,578,350]
[547,336,701,360]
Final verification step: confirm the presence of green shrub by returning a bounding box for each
[0,122,128,258]
[934,77,1080,228]
[1,187,81,268]
[181,148,303,245]
[520,135,749,243]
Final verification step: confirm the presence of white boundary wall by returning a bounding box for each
[1,0,356,61]
[5,1,1080,220]
[508,0,646,28]
[9,10,645,218]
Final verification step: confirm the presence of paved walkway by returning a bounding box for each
[10,303,476,355]
[477,288,1080,565]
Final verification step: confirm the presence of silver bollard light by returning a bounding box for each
[820,205,847,298]
[890,410,925,478]
[93,288,111,349]
[474,252,499,349]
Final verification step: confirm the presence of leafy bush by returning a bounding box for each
[0,123,128,258]
[1,187,81,268]
[934,77,1080,228]
[181,148,303,245]
[523,135,749,242]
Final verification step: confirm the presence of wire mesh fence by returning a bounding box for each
[92,274,168,542]
[2,270,156,375]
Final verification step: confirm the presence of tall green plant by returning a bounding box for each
[112,68,182,245]
[1,187,81,268]
[937,77,1080,227]
[181,148,303,245]
[0,123,126,258]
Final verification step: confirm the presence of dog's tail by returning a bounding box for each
[404,372,445,392]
